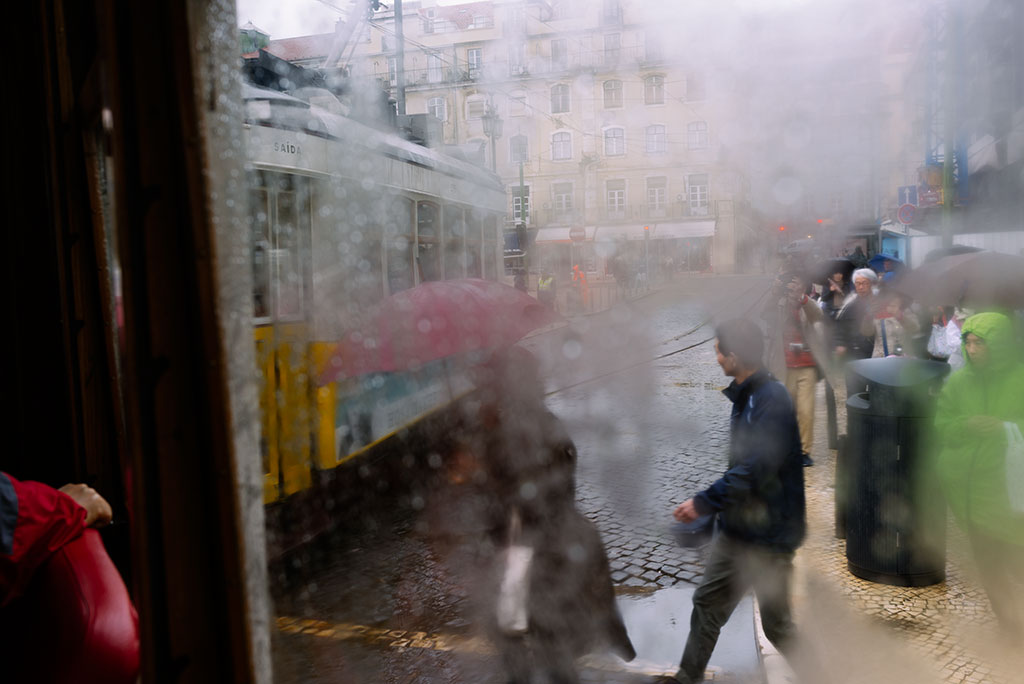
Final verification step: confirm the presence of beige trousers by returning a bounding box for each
[785,366,818,456]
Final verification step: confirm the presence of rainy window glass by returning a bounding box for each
[223,2,1024,683]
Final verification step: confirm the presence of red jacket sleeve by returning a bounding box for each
[0,472,87,605]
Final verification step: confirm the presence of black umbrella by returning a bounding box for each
[922,244,982,264]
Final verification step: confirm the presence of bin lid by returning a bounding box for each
[846,357,950,388]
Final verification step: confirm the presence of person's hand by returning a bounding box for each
[673,498,699,523]
[966,415,1003,437]
[835,345,847,356]
[59,483,113,528]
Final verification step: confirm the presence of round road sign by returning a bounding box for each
[897,203,916,225]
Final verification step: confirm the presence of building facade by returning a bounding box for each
[344,0,752,277]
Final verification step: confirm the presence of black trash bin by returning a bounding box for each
[843,357,949,587]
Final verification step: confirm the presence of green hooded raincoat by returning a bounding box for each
[934,312,1024,546]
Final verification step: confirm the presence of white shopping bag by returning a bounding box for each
[495,544,534,634]
[1005,422,1024,514]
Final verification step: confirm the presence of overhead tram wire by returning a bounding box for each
[544,285,772,398]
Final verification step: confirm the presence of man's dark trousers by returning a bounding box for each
[676,535,797,684]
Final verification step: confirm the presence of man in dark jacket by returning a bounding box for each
[656,318,811,684]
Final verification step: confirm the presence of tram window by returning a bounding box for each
[465,209,483,278]
[386,198,415,293]
[443,205,465,279]
[416,201,441,282]
[482,214,498,280]
[273,186,308,319]
[249,187,271,319]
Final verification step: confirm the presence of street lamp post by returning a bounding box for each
[480,100,503,174]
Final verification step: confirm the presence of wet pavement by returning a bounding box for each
[272,274,1024,684]
[272,274,771,683]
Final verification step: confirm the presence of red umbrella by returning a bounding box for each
[895,250,1024,309]
[319,278,563,384]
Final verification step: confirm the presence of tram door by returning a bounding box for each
[250,171,314,502]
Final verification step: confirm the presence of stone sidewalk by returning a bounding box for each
[762,383,1023,684]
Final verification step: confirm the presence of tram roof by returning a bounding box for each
[242,83,503,193]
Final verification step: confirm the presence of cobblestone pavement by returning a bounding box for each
[272,274,771,682]
[782,383,1024,684]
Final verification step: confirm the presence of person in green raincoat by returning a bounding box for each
[935,312,1024,638]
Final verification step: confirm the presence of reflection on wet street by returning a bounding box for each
[272,275,769,683]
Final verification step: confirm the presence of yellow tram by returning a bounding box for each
[242,84,508,504]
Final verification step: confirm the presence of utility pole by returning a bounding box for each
[519,159,527,275]
[394,0,406,116]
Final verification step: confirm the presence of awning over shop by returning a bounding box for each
[648,221,716,239]
[533,226,598,243]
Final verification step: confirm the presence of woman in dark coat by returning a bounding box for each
[436,348,635,683]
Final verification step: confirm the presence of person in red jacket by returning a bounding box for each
[0,472,113,605]
[1,473,137,684]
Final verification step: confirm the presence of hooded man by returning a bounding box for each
[934,312,1024,639]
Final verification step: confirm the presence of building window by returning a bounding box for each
[550,84,571,113]
[644,75,664,105]
[830,194,844,214]
[428,53,444,83]
[647,176,667,214]
[688,174,709,215]
[512,187,530,223]
[552,182,574,216]
[509,43,526,75]
[551,38,568,70]
[467,47,482,72]
[381,35,394,52]
[645,124,667,154]
[466,95,485,119]
[427,96,447,122]
[601,0,621,24]
[686,74,706,101]
[509,90,527,116]
[510,134,528,163]
[387,56,397,86]
[604,127,625,156]
[606,179,626,218]
[551,131,572,160]
[603,80,622,108]
[645,32,662,62]
[603,33,620,67]
[688,121,708,149]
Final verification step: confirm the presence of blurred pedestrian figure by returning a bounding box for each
[831,268,878,437]
[870,294,919,358]
[514,268,528,293]
[432,348,635,683]
[934,313,1024,639]
[849,245,868,269]
[928,306,973,371]
[655,319,818,684]
[537,271,557,311]
[764,273,827,467]
[820,270,852,321]
[571,264,589,311]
